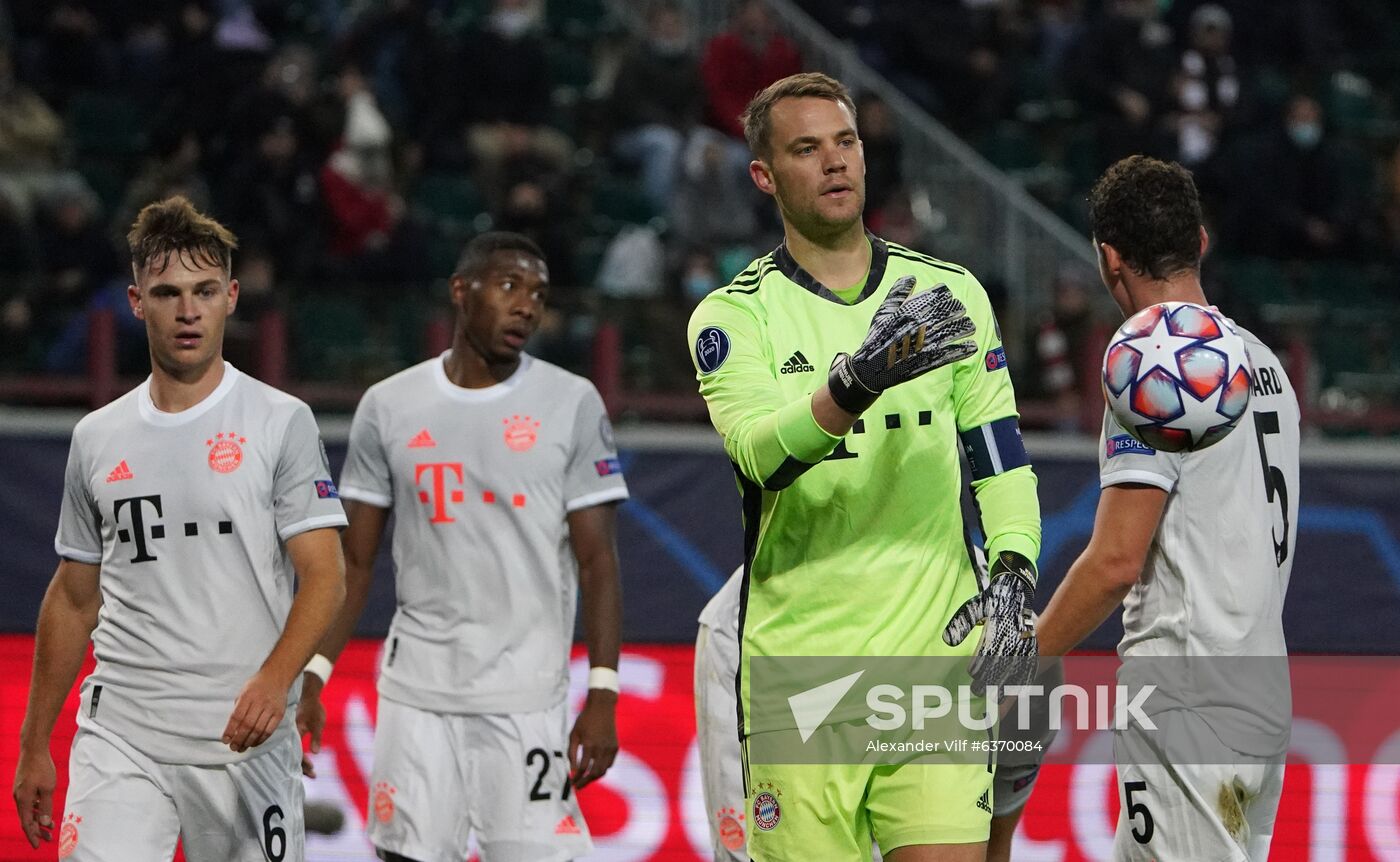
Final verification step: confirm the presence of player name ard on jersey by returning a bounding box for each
[1099,325,1300,757]
[339,352,629,715]
[55,364,348,765]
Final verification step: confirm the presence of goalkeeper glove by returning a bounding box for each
[942,550,1039,695]
[827,276,977,415]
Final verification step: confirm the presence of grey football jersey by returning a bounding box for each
[1099,326,1299,755]
[340,353,629,714]
[54,364,347,764]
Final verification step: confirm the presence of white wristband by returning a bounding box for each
[304,654,334,686]
[587,666,620,693]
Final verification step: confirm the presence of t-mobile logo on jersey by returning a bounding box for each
[414,462,466,524]
[111,494,235,563]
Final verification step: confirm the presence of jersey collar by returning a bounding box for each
[432,350,533,402]
[136,361,240,427]
[772,231,889,305]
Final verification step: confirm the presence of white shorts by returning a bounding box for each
[695,624,748,862]
[62,726,304,862]
[367,698,592,862]
[1113,710,1284,861]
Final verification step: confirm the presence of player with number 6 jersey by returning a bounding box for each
[1038,156,1300,862]
[13,197,348,862]
[298,232,628,862]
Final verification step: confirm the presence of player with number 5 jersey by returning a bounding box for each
[298,232,628,862]
[1038,156,1300,862]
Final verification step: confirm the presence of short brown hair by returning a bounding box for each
[1089,155,1203,280]
[127,195,239,277]
[741,72,857,160]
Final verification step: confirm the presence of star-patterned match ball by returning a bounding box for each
[1102,301,1253,452]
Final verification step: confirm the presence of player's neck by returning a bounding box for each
[1124,272,1209,315]
[147,352,226,413]
[445,334,519,389]
[784,221,870,291]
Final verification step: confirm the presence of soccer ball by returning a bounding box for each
[1102,301,1253,452]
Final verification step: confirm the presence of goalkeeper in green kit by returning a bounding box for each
[688,73,1042,862]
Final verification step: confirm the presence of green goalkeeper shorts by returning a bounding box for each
[744,735,993,860]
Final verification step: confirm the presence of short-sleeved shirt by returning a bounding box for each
[1100,325,1299,755]
[687,236,1027,734]
[339,352,629,714]
[55,363,347,764]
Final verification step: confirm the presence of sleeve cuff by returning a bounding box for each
[565,487,630,512]
[278,513,350,541]
[339,485,393,507]
[54,540,102,565]
[985,532,1040,569]
[1101,470,1176,493]
[773,396,842,464]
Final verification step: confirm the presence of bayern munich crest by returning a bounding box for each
[752,783,782,831]
[206,431,246,473]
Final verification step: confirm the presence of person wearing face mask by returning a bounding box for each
[608,1,704,215]
[1228,92,1361,260]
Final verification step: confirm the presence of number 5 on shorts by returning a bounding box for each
[1123,780,1155,844]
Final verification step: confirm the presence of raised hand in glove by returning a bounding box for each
[942,550,1039,695]
[827,276,977,415]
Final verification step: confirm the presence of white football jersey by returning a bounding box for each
[54,364,348,764]
[339,352,629,714]
[1100,325,1299,755]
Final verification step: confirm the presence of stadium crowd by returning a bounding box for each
[0,0,1397,424]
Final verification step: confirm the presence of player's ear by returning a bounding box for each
[226,277,240,314]
[128,283,144,321]
[1198,225,1210,259]
[749,159,776,196]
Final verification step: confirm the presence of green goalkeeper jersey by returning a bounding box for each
[688,234,1040,735]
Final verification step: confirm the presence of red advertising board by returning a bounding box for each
[1,637,1398,860]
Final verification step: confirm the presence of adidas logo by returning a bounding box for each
[407,429,436,448]
[105,460,133,483]
[554,815,582,835]
[976,788,991,814]
[780,351,815,375]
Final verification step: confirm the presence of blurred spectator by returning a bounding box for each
[452,0,573,208]
[669,129,760,256]
[319,65,425,283]
[0,194,40,368]
[1368,139,1400,263]
[0,45,70,221]
[1065,0,1175,163]
[877,0,1019,137]
[700,0,801,141]
[339,0,444,140]
[1229,93,1362,259]
[35,177,115,320]
[114,127,213,241]
[1032,269,1094,431]
[495,179,578,288]
[678,245,721,305]
[608,1,703,214]
[221,114,322,280]
[224,44,334,170]
[28,1,119,107]
[1029,0,1083,80]
[856,92,903,219]
[1165,5,1240,170]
